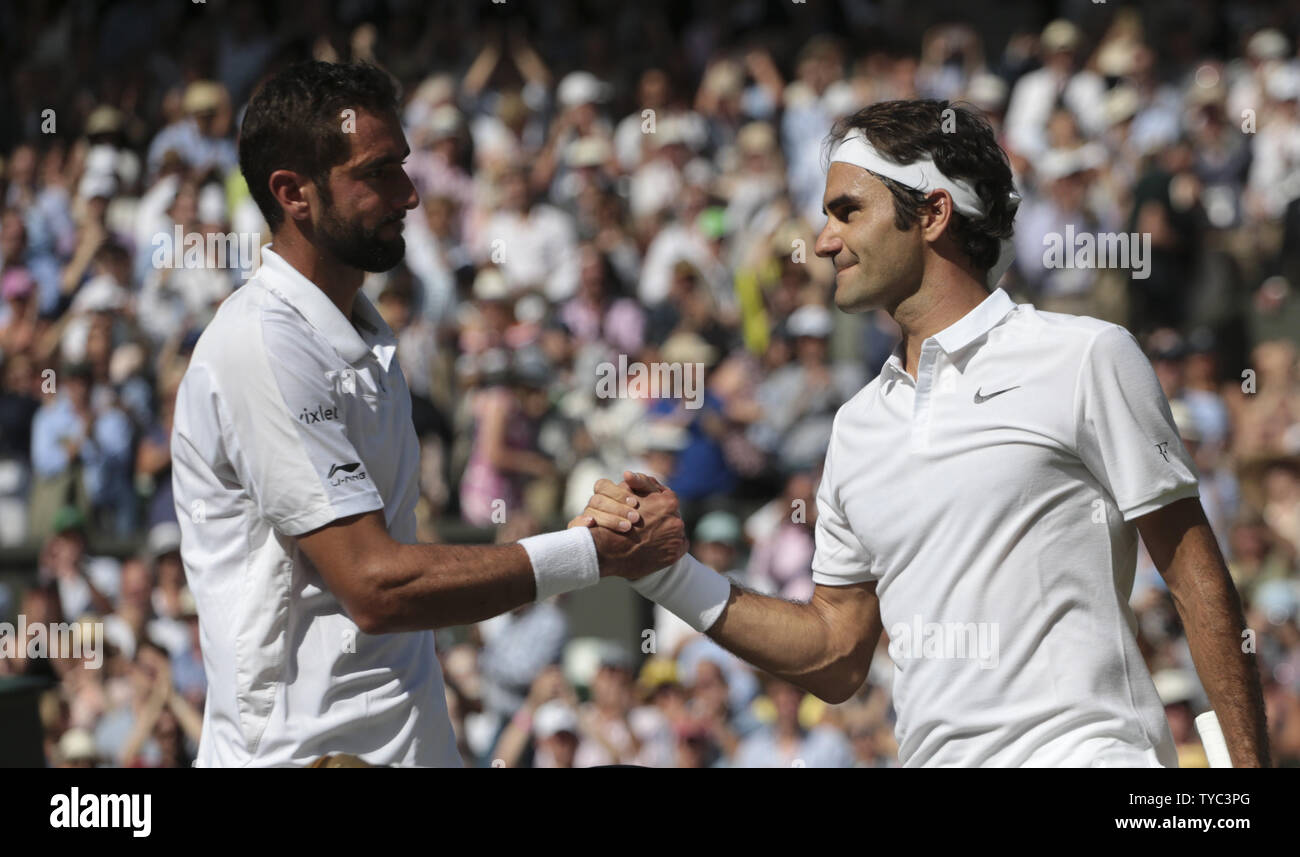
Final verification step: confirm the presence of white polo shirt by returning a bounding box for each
[171,246,460,767]
[813,288,1198,767]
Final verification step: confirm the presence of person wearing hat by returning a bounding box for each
[754,303,865,472]
[530,700,582,768]
[580,98,1269,768]
[1246,63,1300,223]
[476,160,580,301]
[38,504,116,622]
[145,80,237,179]
[1013,143,1108,318]
[1004,19,1107,160]
[552,135,615,218]
[627,116,693,223]
[717,121,787,276]
[56,728,101,768]
[486,663,576,768]
[569,641,646,767]
[173,61,685,767]
[405,104,477,253]
[531,71,615,216]
[29,359,133,541]
[82,105,141,200]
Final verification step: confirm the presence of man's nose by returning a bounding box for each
[400,170,419,211]
[814,222,840,258]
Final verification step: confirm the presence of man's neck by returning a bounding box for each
[270,233,364,319]
[893,274,992,380]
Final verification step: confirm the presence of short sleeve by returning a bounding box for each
[1073,325,1199,521]
[202,316,384,536]
[811,417,877,586]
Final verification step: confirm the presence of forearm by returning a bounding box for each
[1165,535,1270,767]
[120,694,168,766]
[362,524,605,633]
[707,586,865,703]
[364,543,537,633]
[167,693,204,744]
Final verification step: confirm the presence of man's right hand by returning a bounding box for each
[578,474,685,581]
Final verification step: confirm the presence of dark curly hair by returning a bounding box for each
[821,100,1018,278]
[239,61,400,231]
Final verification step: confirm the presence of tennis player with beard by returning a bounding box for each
[581,100,1270,767]
[170,61,685,767]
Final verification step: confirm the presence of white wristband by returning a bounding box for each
[520,528,600,602]
[629,553,732,633]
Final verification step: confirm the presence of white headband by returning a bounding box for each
[829,128,1019,288]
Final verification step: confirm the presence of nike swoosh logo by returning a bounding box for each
[973,385,1020,403]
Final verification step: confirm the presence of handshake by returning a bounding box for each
[567,471,688,581]
[523,470,731,635]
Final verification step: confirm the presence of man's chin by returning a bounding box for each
[832,282,881,315]
[359,237,405,273]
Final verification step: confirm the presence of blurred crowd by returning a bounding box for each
[1,0,1299,767]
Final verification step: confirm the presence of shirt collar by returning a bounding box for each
[255,245,395,365]
[931,287,1017,355]
[879,288,1017,380]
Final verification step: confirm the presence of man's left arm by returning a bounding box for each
[1137,497,1270,767]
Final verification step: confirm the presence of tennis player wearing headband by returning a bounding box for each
[579,100,1269,767]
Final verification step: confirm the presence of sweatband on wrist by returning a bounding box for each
[629,553,732,633]
[520,527,600,602]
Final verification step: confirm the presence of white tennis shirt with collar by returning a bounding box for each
[171,246,460,767]
[813,287,1199,767]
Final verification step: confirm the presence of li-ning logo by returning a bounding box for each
[1155,441,1170,462]
[327,461,366,485]
[299,404,339,424]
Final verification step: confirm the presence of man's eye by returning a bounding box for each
[368,164,402,178]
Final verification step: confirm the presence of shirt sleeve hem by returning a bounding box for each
[274,494,385,537]
[1119,482,1201,522]
[811,570,878,587]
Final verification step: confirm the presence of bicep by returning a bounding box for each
[811,580,883,655]
[295,509,396,625]
[1135,496,1220,580]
